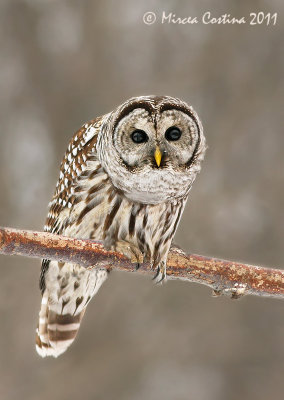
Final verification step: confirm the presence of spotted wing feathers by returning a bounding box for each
[37,117,108,358]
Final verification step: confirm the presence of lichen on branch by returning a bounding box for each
[0,226,283,299]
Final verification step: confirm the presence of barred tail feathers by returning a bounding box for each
[36,292,86,358]
[36,263,108,358]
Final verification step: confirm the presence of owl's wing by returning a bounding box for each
[44,117,104,234]
[36,115,109,358]
[39,116,104,292]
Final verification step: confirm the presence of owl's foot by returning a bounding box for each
[112,241,144,264]
[152,261,167,284]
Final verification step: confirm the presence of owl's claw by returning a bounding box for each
[152,262,167,284]
[112,241,144,264]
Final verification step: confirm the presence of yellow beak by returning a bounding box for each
[154,146,162,167]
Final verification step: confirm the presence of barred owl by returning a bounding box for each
[36,95,206,357]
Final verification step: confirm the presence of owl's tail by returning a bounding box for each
[35,291,86,358]
[35,263,108,358]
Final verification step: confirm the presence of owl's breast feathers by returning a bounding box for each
[41,117,186,291]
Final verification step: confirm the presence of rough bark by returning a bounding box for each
[0,226,283,299]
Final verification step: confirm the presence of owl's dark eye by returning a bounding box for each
[165,126,182,141]
[131,129,148,144]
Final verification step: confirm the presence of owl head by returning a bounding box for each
[97,95,206,204]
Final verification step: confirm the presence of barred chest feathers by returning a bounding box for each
[64,159,187,269]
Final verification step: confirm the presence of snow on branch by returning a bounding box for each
[0,226,283,299]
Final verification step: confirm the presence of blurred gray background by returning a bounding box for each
[0,1,283,399]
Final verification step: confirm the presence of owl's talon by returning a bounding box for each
[153,271,166,285]
[152,262,167,284]
[112,240,144,265]
[152,266,160,280]
[135,263,141,271]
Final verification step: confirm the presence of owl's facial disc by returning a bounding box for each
[98,96,205,204]
[113,108,200,171]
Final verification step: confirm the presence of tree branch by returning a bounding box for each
[0,226,283,300]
